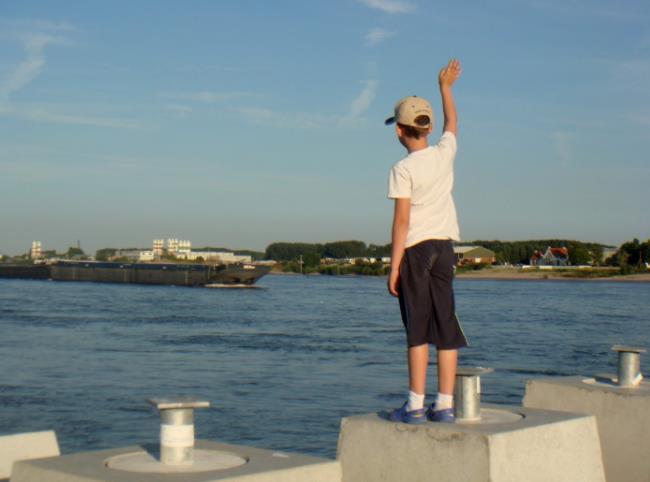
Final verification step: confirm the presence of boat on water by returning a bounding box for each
[0,260,270,287]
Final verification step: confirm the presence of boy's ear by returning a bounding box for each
[427,125,433,135]
[396,124,403,137]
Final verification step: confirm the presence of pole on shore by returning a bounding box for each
[148,397,210,465]
[612,345,646,387]
[454,367,494,422]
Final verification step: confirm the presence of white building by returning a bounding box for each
[153,239,164,257]
[177,240,192,258]
[139,251,155,261]
[188,251,252,263]
[152,237,252,264]
[30,241,43,259]
[167,238,179,255]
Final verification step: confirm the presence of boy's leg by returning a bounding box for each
[427,348,456,421]
[408,343,429,395]
[437,348,458,395]
[390,342,429,423]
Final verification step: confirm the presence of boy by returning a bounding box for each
[386,59,467,424]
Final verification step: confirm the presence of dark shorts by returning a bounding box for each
[398,239,469,349]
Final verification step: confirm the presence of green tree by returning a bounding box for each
[640,239,650,266]
[303,252,321,268]
[322,241,367,259]
[66,247,85,258]
[619,238,641,266]
[569,245,590,265]
[265,242,321,261]
[96,248,117,261]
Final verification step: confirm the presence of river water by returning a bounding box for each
[0,275,648,458]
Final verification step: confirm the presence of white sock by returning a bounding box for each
[406,391,425,411]
[435,392,453,411]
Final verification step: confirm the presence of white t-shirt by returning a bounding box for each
[387,131,460,247]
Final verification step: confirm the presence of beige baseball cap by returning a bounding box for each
[384,95,433,128]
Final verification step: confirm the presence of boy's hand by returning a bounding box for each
[439,58,462,88]
[388,269,400,297]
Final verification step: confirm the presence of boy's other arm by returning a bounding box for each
[438,59,462,136]
[388,198,410,297]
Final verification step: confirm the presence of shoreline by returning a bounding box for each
[269,269,650,282]
[455,268,650,282]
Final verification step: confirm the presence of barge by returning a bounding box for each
[0,260,270,287]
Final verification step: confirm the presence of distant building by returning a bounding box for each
[454,246,496,266]
[188,251,252,263]
[530,247,570,266]
[139,251,155,261]
[177,240,192,258]
[153,239,164,257]
[167,238,179,256]
[30,241,43,260]
[254,260,277,266]
[149,238,252,264]
[112,250,142,262]
[601,247,618,263]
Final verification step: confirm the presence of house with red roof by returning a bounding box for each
[530,247,570,266]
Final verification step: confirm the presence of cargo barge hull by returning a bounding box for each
[0,261,270,287]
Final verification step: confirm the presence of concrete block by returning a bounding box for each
[10,439,341,482]
[336,405,605,482]
[524,376,650,482]
[0,431,59,479]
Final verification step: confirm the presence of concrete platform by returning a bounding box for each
[10,439,341,482]
[336,404,605,482]
[0,431,59,480]
[524,375,650,482]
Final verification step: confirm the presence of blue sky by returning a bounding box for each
[1,0,649,254]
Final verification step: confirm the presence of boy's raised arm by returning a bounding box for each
[438,59,462,136]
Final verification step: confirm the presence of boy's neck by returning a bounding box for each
[404,138,429,154]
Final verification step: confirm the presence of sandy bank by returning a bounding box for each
[456,268,650,282]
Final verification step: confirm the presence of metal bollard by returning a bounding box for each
[148,397,210,465]
[612,345,646,387]
[454,367,493,422]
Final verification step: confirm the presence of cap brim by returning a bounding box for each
[384,116,396,125]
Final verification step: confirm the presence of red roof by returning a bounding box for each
[550,247,569,257]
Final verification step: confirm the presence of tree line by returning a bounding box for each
[265,241,391,264]
[615,238,650,272]
[467,239,606,265]
[264,239,613,265]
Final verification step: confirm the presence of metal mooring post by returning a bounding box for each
[612,345,646,387]
[148,397,210,465]
[454,367,494,422]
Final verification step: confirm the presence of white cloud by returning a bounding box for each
[348,80,378,119]
[0,104,141,129]
[0,18,75,33]
[0,33,64,100]
[358,0,414,14]
[521,0,647,22]
[231,106,332,129]
[161,91,254,103]
[0,21,141,129]
[365,28,396,47]
[164,104,193,118]
[230,81,378,129]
